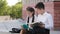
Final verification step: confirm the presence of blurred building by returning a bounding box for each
[22,0,60,30]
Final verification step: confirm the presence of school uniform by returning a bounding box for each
[25,12,53,34]
[26,15,37,29]
[36,12,53,34]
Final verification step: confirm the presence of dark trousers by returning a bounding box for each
[10,28,50,34]
[45,29,50,34]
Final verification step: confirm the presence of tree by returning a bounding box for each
[10,2,22,19]
[0,0,22,19]
[0,0,7,15]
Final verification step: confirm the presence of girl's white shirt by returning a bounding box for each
[26,15,37,28]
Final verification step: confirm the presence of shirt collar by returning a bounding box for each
[43,12,47,15]
[38,12,47,16]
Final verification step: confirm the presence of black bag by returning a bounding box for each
[9,28,21,33]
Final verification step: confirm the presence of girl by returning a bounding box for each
[26,7,37,29]
[20,7,37,34]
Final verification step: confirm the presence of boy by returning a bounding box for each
[35,2,53,34]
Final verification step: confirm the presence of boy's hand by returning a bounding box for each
[30,24,33,27]
[39,24,45,28]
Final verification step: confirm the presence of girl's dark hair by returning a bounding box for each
[26,7,35,23]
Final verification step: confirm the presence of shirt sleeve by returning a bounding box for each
[45,14,54,30]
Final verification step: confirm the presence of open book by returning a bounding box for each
[29,22,45,28]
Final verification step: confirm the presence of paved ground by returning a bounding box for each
[0,19,60,34]
[50,31,60,34]
[0,30,59,34]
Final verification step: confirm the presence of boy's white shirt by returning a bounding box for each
[36,12,54,30]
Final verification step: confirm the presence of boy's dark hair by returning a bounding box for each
[26,7,35,24]
[35,2,45,9]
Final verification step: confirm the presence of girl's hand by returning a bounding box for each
[20,26,24,30]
